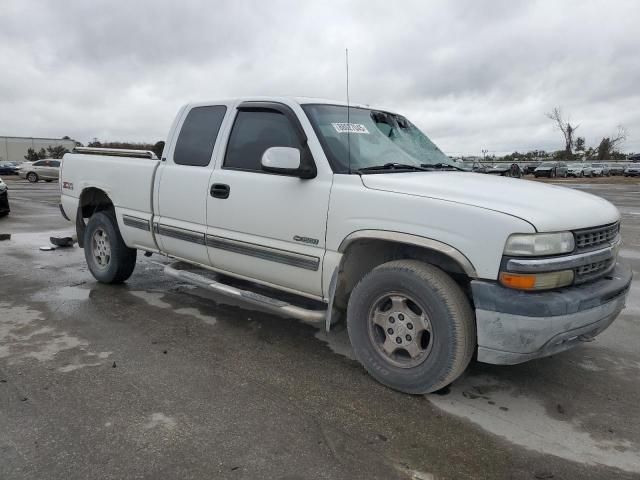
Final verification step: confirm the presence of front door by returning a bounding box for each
[205,103,332,298]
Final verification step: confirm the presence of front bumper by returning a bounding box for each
[471,263,632,365]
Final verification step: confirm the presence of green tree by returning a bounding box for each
[575,137,585,152]
[46,145,70,159]
[24,148,39,161]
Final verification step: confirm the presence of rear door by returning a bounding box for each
[50,160,61,179]
[558,162,568,176]
[38,160,55,179]
[153,104,228,265]
[205,101,332,298]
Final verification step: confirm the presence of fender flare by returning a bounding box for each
[337,230,478,278]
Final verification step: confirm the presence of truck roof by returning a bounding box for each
[186,96,392,113]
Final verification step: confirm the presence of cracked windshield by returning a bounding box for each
[303,104,453,172]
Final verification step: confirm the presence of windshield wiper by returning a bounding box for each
[355,163,428,173]
[421,163,466,171]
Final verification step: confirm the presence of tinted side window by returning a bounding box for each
[224,110,301,171]
[51,160,60,167]
[174,105,226,167]
[33,161,44,166]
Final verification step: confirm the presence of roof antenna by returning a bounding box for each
[346,48,352,174]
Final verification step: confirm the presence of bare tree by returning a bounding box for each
[597,126,628,160]
[546,107,580,158]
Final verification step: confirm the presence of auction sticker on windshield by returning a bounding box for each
[332,123,369,134]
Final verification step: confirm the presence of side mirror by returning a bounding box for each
[261,147,301,175]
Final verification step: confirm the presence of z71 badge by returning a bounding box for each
[62,182,74,190]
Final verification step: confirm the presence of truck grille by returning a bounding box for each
[574,222,619,251]
[574,258,615,283]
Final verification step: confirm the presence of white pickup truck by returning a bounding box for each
[59,97,631,394]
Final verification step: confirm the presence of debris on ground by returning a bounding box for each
[50,236,75,247]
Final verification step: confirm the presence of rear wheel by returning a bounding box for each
[27,172,38,183]
[347,260,475,394]
[84,210,137,284]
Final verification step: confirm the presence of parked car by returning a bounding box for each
[0,161,20,175]
[523,162,542,174]
[566,163,593,177]
[0,177,9,217]
[623,164,640,177]
[19,158,61,182]
[460,161,521,177]
[60,96,630,395]
[608,163,625,176]
[590,163,610,177]
[534,161,568,178]
[485,163,522,178]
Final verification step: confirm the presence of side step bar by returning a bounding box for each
[164,263,327,325]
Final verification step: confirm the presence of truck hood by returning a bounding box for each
[360,172,620,231]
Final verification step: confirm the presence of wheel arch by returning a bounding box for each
[76,187,115,248]
[332,230,477,311]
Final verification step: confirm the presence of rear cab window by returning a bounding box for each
[173,105,227,167]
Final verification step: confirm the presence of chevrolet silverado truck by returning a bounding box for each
[59,97,631,394]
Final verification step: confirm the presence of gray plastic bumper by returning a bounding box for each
[471,263,632,365]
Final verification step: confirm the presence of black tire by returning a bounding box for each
[27,172,38,183]
[346,260,476,394]
[84,210,137,284]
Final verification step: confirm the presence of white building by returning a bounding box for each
[0,136,78,163]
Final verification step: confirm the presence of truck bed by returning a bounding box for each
[61,153,160,217]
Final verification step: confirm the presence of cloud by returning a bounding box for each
[1,0,638,154]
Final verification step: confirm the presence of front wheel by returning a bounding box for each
[347,260,476,394]
[27,172,38,183]
[84,210,137,284]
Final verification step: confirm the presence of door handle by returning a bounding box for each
[210,183,230,199]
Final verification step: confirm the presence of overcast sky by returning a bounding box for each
[1,0,639,155]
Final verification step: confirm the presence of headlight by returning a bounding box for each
[504,232,575,256]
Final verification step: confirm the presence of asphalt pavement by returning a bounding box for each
[1,176,639,479]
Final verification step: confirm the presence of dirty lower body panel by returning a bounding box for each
[471,263,632,364]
